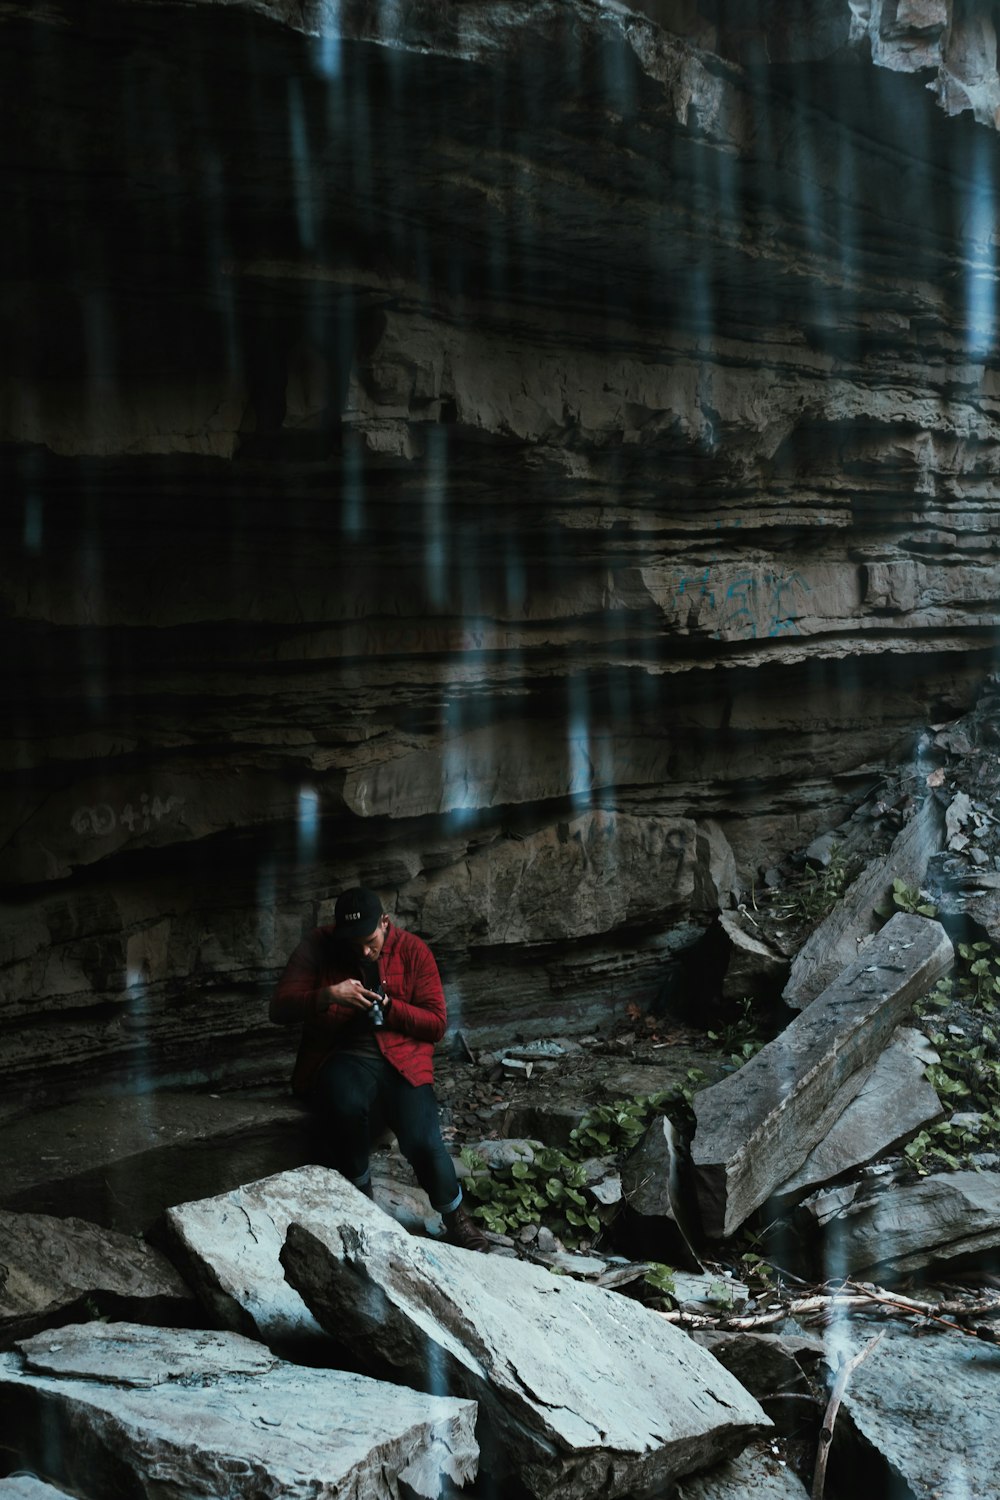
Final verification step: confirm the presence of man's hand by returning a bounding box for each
[322,978,382,1013]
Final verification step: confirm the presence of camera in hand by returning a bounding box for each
[361,961,385,1029]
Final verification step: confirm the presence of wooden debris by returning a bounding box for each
[811,1331,885,1500]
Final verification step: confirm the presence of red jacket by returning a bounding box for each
[269,921,446,1094]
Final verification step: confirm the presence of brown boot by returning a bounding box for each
[441,1204,490,1253]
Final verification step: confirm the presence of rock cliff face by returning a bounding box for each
[3,0,1000,1103]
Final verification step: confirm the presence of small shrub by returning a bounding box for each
[463,1084,703,1250]
[769,844,849,924]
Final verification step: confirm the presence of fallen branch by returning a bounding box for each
[812,1331,885,1500]
[843,1281,1000,1342]
[658,1282,1000,1336]
[659,1293,887,1331]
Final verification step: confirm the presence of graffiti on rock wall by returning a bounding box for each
[674,565,811,639]
[70,792,185,838]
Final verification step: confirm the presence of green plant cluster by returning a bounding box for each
[707,996,766,1072]
[460,1085,704,1252]
[886,878,938,918]
[907,941,1000,1173]
[916,941,1000,1017]
[767,844,849,924]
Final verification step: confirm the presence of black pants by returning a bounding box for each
[311,1051,462,1213]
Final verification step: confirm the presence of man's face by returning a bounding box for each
[346,914,388,961]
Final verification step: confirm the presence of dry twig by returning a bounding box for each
[811,1330,885,1500]
[658,1280,1000,1338]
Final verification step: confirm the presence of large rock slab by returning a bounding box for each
[164,1167,378,1355]
[0,1322,478,1500]
[0,1089,315,1233]
[0,1210,196,1348]
[771,1028,943,1203]
[279,1168,770,1499]
[692,913,953,1238]
[831,1321,1000,1500]
[783,796,944,1009]
[801,1168,1000,1278]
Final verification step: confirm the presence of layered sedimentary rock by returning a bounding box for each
[3,0,1000,1101]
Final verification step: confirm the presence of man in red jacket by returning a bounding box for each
[270,885,488,1252]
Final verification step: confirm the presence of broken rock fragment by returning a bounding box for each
[800,1168,1000,1278]
[0,1322,478,1500]
[782,796,944,1009]
[0,1478,74,1500]
[717,910,789,1000]
[692,1330,825,1403]
[279,1170,770,1500]
[621,1115,703,1270]
[165,1166,382,1353]
[692,913,953,1238]
[771,1027,943,1203]
[831,1321,1000,1500]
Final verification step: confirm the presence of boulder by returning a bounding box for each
[693,821,742,912]
[691,913,953,1238]
[717,911,789,1001]
[164,1167,377,1354]
[0,1322,479,1499]
[831,1320,1000,1500]
[692,1330,826,1401]
[800,1168,1000,1279]
[0,1211,196,1348]
[675,1444,810,1498]
[771,1028,943,1203]
[278,1168,770,1499]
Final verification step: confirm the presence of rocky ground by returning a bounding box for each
[6,691,1000,1498]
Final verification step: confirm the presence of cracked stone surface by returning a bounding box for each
[3,0,1000,1115]
[276,1166,770,1499]
[0,1322,479,1500]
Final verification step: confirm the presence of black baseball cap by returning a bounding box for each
[333,886,383,936]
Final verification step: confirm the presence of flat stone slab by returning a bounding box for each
[165,1163,452,1354]
[279,1167,770,1500]
[800,1168,1000,1278]
[1,1322,478,1500]
[772,1028,943,1202]
[0,1210,196,1348]
[691,913,953,1238]
[832,1321,1000,1500]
